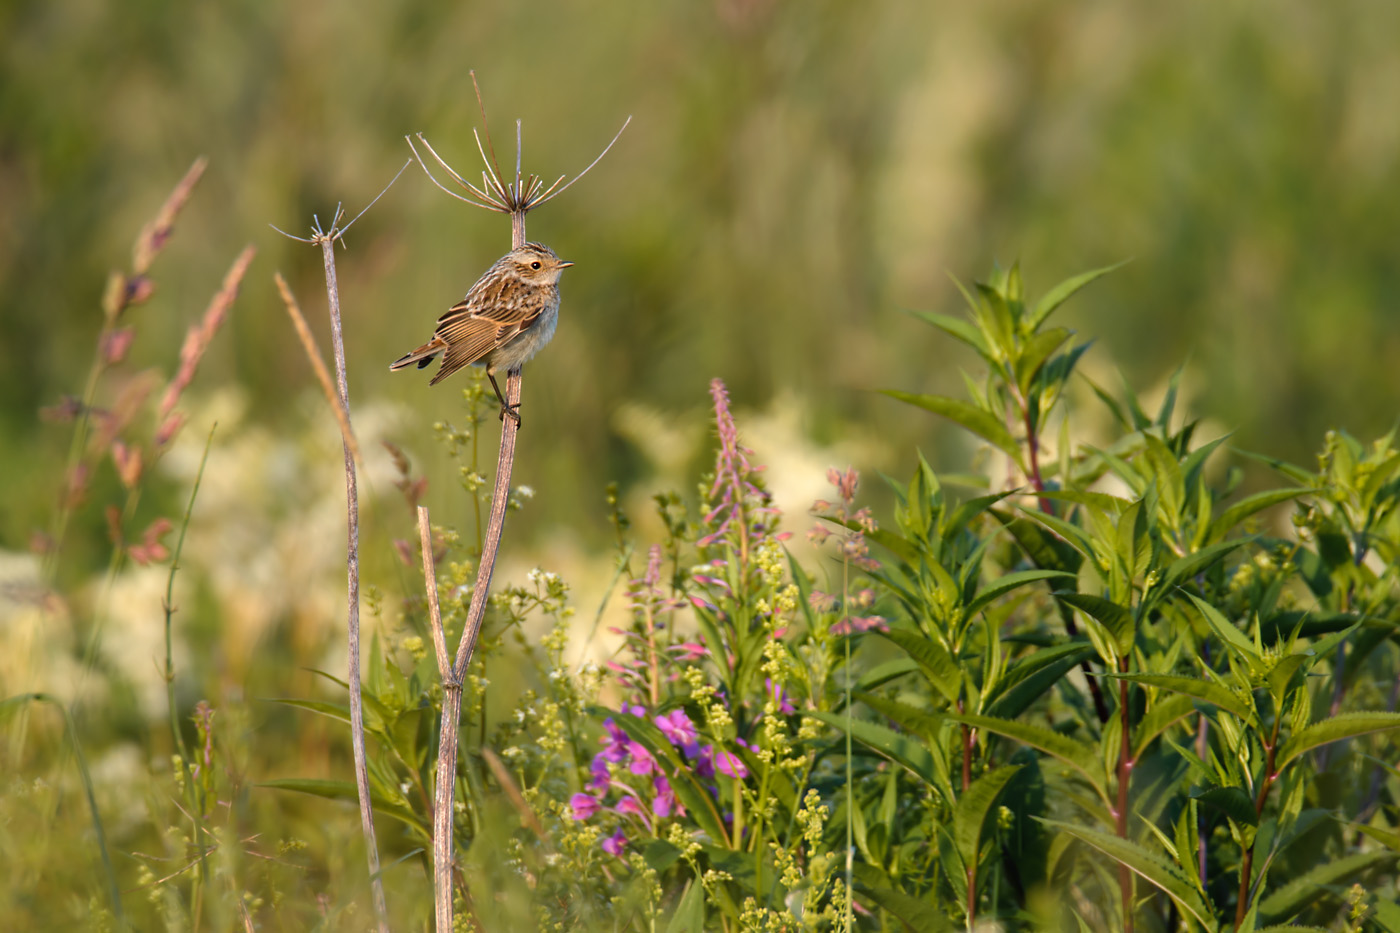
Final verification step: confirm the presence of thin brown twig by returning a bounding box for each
[270,162,410,933]
[274,272,362,466]
[481,747,547,841]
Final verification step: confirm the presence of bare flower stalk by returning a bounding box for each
[271,161,408,933]
[408,72,627,933]
[274,273,361,465]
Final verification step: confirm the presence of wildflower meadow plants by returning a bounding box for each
[455,266,1400,931]
[8,231,1400,931]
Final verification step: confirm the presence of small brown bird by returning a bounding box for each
[390,242,573,424]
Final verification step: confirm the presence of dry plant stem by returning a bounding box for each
[420,225,524,933]
[315,231,390,933]
[275,273,361,464]
[416,506,457,933]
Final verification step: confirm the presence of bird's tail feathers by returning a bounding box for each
[389,338,447,372]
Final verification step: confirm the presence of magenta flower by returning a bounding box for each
[615,795,646,819]
[714,748,749,779]
[600,719,631,763]
[652,774,678,818]
[694,745,717,779]
[569,793,601,820]
[627,741,657,776]
[655,709,698,748]
[601,828,628,857]
[587,754,611,793]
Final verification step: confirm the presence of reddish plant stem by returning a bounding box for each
[1115,660,1134,933]
[318,233,390,933]
[1019,400,1052,515]
[1018,394,1110,723]
[1234,729,1280,929]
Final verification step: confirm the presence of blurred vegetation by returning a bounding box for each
[3,0,1400,928]
[4,0,1400,551]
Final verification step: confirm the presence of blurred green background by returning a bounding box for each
[6,0,1400,557]
[4,0,1400,924]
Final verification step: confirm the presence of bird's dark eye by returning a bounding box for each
[531,261,541,269]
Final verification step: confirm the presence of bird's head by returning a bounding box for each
[509,243,574,285]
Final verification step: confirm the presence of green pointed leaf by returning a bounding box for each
[966,569,1075,617]
[664,878,705,933]
[1208,488,1309,542]
[806,711,939,790]
[986,643,1095,720]
[1191,784,1258,827]
[1353,822,1400,852]
[260,778,424,832]
[1109,672,1257,727]
[1276,711,1400,770]
[1232,448,1317,486]
[1016,505,1097,560]
[1256,850,1397,924]
[1142,434,1186,525]
[1131,693,1196,758]
[881,391,1025,470]
[950,713,1107,803]
[1186,593,1260,660]
[1375,899,1400,933]
[1016,326,1073,396]
[851,864,951,932]
[876,628,961,705]
[1042,820,1215,929]
[995,512,1084,573]
[1162,540,1244,591]
[1036,488,1132,516]
[1029,261,1129,330]
[857,691,945,741]
[1057,592,1135,656]
[856,657,920,692]
[266,697,351,725]
[943,490,1016,540]
[909,309,991,360]
[954,765,1021,874]
[1180,434,1232,497]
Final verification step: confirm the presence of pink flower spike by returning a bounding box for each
[569,793,601,820]
[829,466,859,504]
[615,795,645,818]
[102,328,135,365]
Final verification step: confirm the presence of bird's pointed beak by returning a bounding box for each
[558,260,575,268]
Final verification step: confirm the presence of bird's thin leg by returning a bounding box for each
[488,372,521,426]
